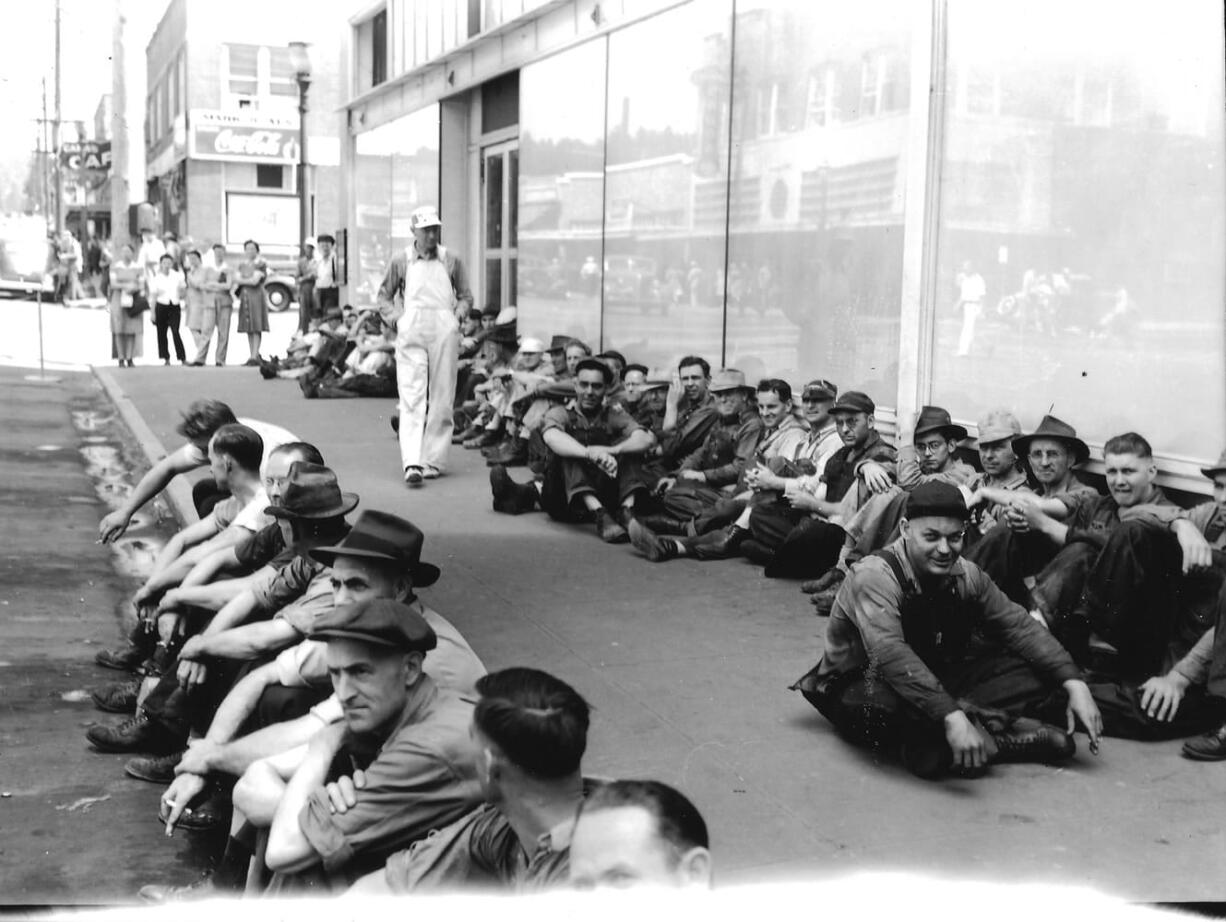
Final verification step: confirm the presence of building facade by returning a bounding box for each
[144,0,344,264]
[338,0,1225,488]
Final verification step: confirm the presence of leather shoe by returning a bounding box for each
[452,422,483,444]
[404,466,424,487]
[684,525,748,560]
[801,569,844,595]
[465,429,501,449]
[988,717,1076,765]
[490,465,539,514]
[94,643,149,673]
[92,678,141,714]
[86,712,177,754]
[595,509,629,544]
[1182,722,1226,761]
[636,513,686,535]
[628,519,679,562]
[485,437,528,467]
[124,750,184,784]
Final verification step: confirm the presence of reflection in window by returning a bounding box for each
[601,0,733,370]
[516,40,608,346]
[932,0,1225,459]
[725,0,911,401]
[353,105,440,308]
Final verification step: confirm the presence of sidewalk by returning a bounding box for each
[94,366,1226,897]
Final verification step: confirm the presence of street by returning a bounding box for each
[0,315,1224,903]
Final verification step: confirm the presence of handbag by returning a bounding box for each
[124,291,150,318]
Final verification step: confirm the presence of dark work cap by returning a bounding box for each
[830,391,875,416]
[574,357,614,385]
[802,378,838,401]
[309,598,437,652]
[905,481,969,521]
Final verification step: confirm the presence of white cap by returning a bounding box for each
[519,337,545,354]
[409,205,442,230]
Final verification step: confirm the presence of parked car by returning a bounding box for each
[263,271,297,312]
[0,217,53,298]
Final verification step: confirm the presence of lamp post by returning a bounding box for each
[289,42,312,256]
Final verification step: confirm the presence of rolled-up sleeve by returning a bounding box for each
[298,741,480,875]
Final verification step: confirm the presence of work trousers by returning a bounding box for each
[190,303,230,364]
[539,454,648,522]
[761,516,846,579]
[660,481,727,523]
[297,281,316,334]
[396,307,460,473]
[154,302,186,362]
[799,651,1058,765]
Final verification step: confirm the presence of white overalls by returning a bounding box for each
[396,245,461,474]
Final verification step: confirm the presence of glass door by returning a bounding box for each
[482,140,518,313]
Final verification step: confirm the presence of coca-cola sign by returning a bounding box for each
[190,110,300,164]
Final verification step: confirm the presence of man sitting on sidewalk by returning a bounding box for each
[792,482,1103,780]
[345,667,592,895]
[489,359,654,543]
[242,598,483,892]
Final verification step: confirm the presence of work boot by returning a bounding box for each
[485,437,528,467]
[490,465,539,515]
[94,642,150,673]
[464,429,501,450]
[481,436,516,459]
[595,509,629,544]
[987,717,1076,765]
[86,712,178,754]
[684,525,749,561]
[628,519,681,563]
[800,568,844,595]
[124,750,184,784]
[91,678,141,714]
[740,538,774,566]
[1181,722,1226,761]
[452,421,483,444]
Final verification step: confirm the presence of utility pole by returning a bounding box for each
[111,0,129,244]
[41,79,52,223]
[53,0,64,235]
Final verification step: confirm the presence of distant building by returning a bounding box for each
[142,0,343,263]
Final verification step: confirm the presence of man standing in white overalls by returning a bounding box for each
[377,206,474,486]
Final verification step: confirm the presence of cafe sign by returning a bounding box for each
[189,109,300,164]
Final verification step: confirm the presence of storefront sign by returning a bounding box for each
[189,110,300,164]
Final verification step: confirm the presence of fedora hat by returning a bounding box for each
[309,510,440,587]
[264,462,359,520]
[913,406,968,442]
[547,334,571,353]
[709,368,751,393]
[1200,448,1226,480]
[1012,415,1090,466]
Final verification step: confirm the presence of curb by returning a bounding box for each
[92,366,199,528]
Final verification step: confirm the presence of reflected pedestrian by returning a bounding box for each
[107,242,144,368]
[234,238,269,366]
[955,259,985,357]
[150,253,187,365]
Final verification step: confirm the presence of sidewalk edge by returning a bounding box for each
[92,366,198,527]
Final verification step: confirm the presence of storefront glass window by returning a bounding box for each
[932,0,1225,459]
[352,104,440,307]
[600,0,733,369]
[724,0,911,400]
[517,40,608,347]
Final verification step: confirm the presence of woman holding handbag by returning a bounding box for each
[108,242,145,367]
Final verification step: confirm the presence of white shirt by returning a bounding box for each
[137,238,166,278]
[149,269,185,305]
[315,251,337,288]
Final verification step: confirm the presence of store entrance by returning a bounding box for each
[481,140,518,314]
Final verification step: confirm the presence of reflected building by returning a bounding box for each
[339,0,1224,481]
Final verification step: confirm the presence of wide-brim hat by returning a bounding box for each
[264,461,360,520]
[913,405,968,442]
[1012,414,1090,466]
[310,510,440,587]
[1200,448,1226,479]
[710,368,751,393]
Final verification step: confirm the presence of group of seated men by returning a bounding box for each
[259,303,399,400]
[472,335,1226,779]
[88,399,712,898]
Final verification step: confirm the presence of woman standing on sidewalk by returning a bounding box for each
[107,243,144,367]
[149,253,187,365]
[183,249,209,366]
[234,238,268,366]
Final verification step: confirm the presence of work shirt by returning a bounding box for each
[376,244,473,323]
[297,676,483,880]
[815,537,1081,722]
[1055,486,1184,547]
[234,522,293,572]
[677,409,763,488]
[813,430,898,506]
[383,782,598,894]
[659,393,718,467]
[249,552,337,635]
[315,251,338,289]
[895,445,979,492]
[542,401,641,448]
[967,467,1031,535]
[182,417,299,480]
[778,423,848,500]
[1187,501,1226,550]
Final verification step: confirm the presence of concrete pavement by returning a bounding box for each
[79,363,1226,901]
